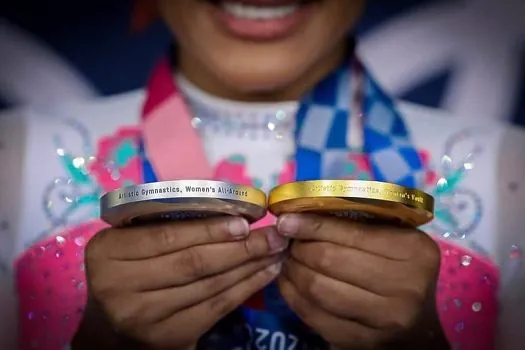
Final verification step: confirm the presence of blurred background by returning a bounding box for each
[0,0,524,125]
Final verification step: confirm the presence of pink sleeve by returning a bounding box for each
[435,239,499,350]
[15,220,107,350]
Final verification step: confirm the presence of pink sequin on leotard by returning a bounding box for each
[16,221,106,350]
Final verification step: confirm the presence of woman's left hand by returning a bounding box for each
[276,214,450,350]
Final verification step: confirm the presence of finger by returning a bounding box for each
[277,214,427,260]
[96,216,251,260]
[134,255,282,323]
[283,258,410,329]
[291,241,422,296]
[144,260,283,347]
[119,226,289,290]
[278,275,382,349]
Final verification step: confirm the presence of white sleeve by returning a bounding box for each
[0,109,28,349]
[495,125,525,350]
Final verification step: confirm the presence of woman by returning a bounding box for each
[2,0,524,349]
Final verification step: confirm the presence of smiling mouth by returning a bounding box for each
[207,0,316,20]
[205,0,319,41]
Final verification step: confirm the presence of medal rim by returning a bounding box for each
[100,180,267,226]
[268,180,434,226]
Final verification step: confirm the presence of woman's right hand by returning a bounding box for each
[74,217,287,349]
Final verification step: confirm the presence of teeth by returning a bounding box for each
[222,2,299,20]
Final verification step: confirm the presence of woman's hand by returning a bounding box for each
[73,217,287,349]
[276,214,449,350]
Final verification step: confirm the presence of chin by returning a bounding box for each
[209,52,315,99]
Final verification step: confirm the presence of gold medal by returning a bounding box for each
[268,180,434,227]
[101,180,267,227]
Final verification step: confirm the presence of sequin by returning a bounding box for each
[55,236,66,246]
[56,148,65,157]
[71,277,85,290]
[454,299,463,308]
[482,275,493,285]
[463,162,474,170]
[455,322,465,333]
[190,116,202,129]
[74,236,86,246]
[461,255,472,267]
[55,250,64,259]
[472,302,482,312]
[276,110,287,120]
[110,169,121,181]
[35,246,46,257]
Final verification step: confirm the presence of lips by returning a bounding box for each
[222,2,300,20]
[207,0,308,6]
[219,0,302,4]
[207,0,317,41]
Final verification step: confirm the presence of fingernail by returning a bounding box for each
[267,228,290,254]
[267,261,283,276]
[228,218,249,239]
[277,214,300,237]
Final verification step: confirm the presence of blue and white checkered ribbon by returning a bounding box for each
[295,62,424,187]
